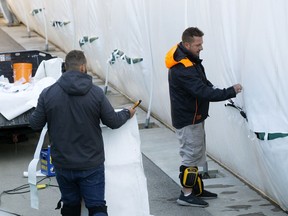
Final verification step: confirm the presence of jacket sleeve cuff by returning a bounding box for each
[123,108,131,119]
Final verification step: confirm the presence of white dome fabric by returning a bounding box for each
[7,0,288,211]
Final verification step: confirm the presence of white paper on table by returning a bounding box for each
[0,77,56,120]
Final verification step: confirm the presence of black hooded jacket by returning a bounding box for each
[165,43,236,129]
[30,71,130,170]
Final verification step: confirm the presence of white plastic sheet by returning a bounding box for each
[33,57,63,82]
[28,124,48,209]
[82,116,151,216]
[0,77,56,120]
[0,57,62,119]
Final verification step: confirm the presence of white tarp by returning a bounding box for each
[0,77,55,120]
[84,116,151,216]
[6,0,288,211]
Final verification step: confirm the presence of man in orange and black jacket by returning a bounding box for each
[165,27,242,207]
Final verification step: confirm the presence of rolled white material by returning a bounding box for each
[28,124,48,209]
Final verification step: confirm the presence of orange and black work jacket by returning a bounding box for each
[165,43,236,129]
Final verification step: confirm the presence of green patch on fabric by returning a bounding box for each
[108,49,143,65]
[51,21,70,27]
[31,8,44,16]
[255,132,288,140]
[79,36,99,47]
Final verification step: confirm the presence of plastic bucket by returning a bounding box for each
[13,63,32,83]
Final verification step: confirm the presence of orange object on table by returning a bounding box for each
[13,62,32,83]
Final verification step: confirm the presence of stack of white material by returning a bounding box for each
[0,57,62,120]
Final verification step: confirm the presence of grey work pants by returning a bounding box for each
[176,122,206,167]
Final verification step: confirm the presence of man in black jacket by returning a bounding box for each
[30,50,135,216]
[165,27,242,207]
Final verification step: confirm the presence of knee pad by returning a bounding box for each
[192,174,204,196]
[179,165,198,188]
[61,203,81,216]
[88,205,108,216]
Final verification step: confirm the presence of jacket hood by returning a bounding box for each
[165,43,201,69]
[58,70,93,95]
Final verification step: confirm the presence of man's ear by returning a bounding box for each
[183,42,190,49]
[79,64,85,73]
[80,64,88,74]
